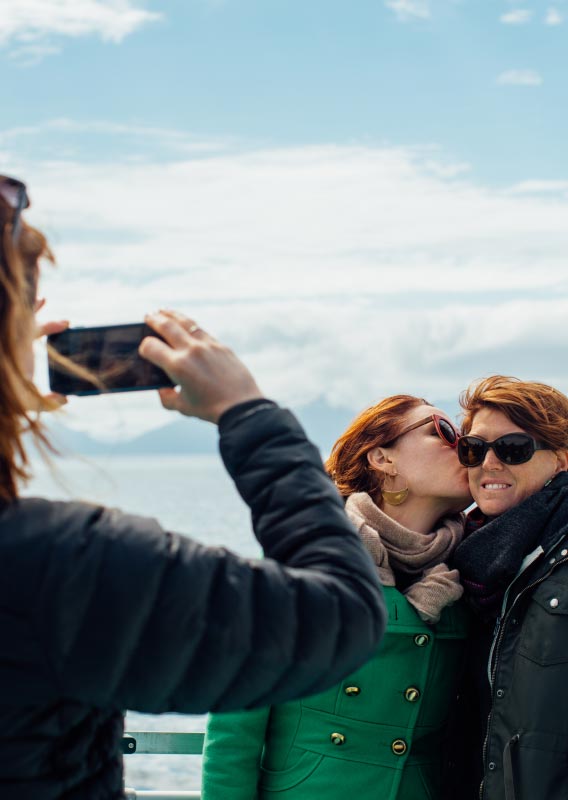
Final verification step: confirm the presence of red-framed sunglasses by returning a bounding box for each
[396,414,459,448]
[0,175,30,242]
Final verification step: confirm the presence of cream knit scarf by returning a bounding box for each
[345,492,465,624]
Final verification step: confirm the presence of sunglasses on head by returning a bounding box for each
[396,413,459,448]
[457,433,549,468]
[0,176,30,243]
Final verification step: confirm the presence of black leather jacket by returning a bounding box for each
[447,481,568,800]
[0,401,386,799]
[479,528,568,800]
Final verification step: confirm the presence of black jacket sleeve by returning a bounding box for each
[27,403,386,713]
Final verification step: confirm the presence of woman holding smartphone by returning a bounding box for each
[202,396,473,800]
[0,175,386,800]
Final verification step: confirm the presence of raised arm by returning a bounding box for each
[18,311,386,713]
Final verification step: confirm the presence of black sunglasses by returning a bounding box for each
[457,433,549,468]
[396,414,459,448]
[0,175,30,242]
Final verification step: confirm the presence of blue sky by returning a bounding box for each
[2,0,568,440]
[4,0,567,182]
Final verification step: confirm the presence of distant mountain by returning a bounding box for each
[38,396,463,458]
[33,420,110,457]
[39,399,358,457]
[295,401,358,456]
[39,416,216,457]
[100,416,217,456]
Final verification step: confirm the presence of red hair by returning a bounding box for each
[460,375,568,451]
[325,395,431,499]
[0,194,55,502]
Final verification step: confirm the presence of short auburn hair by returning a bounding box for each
[0,192,55,502]
[460,375,568,451]
[325,395,431,499]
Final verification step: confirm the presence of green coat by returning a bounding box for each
[202,587,469,800]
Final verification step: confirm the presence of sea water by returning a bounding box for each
[26,453,262,791]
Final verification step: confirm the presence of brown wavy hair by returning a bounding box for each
[325,395,431,499]
[460,375,568,451]
[0,192,55,502]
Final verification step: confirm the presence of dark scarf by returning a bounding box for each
[453,471,568,619]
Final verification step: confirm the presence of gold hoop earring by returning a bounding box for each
[381,473,409,506]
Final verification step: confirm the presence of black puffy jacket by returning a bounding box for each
[0,402,386,799]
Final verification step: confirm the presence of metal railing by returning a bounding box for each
[124,793,200,799]
[123,731,204,800]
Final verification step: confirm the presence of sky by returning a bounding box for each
[2,0,568,441]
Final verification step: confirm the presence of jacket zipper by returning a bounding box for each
[480,548,545,798]
[487,546,545,690]
[479,553,568,799]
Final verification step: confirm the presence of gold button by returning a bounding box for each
[344,686,361,696]
[391,739,407,756]
[404,687,420,703]
[414,634,430,647]
[330,732,346,746]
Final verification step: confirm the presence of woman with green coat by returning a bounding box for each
[202,394,473,800]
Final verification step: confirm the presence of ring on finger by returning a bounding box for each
[188,323,201,334]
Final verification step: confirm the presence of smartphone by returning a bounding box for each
[47,323,175,396]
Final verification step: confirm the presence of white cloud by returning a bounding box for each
[496,69,543,86]
[0,0,161,61]
[385,0,430,22]
[544,7,564,25]
[508,179,568,195]
[422,159,471,179]
[500,9,533,24]
[0,118,231,156]
[7,123,568,438]
[6,42,61,67]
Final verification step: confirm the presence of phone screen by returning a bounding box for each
[47,323,175,396]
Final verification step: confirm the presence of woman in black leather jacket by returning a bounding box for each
[0,175,386,800]
[451,375,568,800]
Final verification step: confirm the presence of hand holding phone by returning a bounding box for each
[141,311,263,423]
[48,323,175,396]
